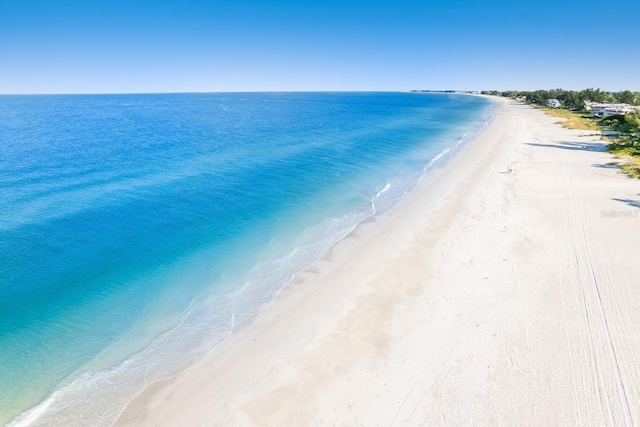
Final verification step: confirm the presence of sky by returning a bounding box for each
[1,0,639,94]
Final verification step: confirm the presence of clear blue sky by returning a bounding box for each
[1,0,638,94]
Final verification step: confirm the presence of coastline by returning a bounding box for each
[2,93,491,427]
[116,98,640,426]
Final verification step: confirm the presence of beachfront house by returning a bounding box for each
[585,102,639,117]
[548,99,561,108]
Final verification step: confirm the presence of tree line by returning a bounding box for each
[480,89,640,110]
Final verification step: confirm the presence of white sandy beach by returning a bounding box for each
[115,98,640,426]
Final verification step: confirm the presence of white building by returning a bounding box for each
[548,99,561,108]
[586,102,638,117]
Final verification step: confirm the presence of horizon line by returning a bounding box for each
[0,89,420,96]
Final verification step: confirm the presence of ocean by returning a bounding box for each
[0,92,493,425]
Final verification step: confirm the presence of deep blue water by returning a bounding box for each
[0,92,492,425]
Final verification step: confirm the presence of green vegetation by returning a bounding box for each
[606,114,640,178]
[534,106,601,130]
[608,140,640,179]
[481,88,640,179]
[481,88,640,110]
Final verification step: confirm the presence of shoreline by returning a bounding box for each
[116,98,640,426]
[4,93,492,427]
[107,97,497,426]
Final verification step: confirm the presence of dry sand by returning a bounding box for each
[115,98,640,426]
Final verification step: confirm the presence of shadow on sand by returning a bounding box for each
[524,141,608,152]
[591,163,621,170]
[612,198,640,209]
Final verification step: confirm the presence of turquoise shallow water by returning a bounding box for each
[0,92,492,425]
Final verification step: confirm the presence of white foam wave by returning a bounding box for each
[375,183,391,198]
